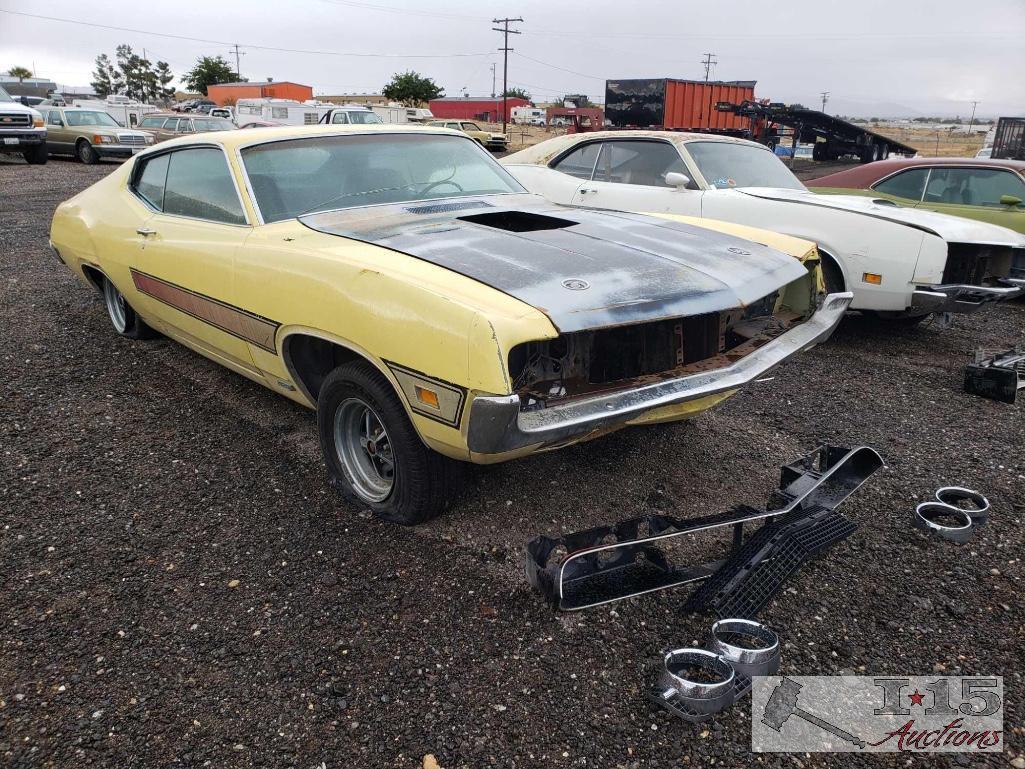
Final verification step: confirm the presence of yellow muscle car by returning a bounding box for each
[49,124,851,524]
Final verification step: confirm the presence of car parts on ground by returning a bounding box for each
[650,619,780,723]
[912,487,990,544]
[964,346,1025,403]
[525,444,883,612]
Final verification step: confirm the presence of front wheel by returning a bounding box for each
[102,276,157,339]
[77,140,99,165]
[318,361,463,525]
[23,142,47,165]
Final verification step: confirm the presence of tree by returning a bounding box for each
[6,66,32,82]
[502,87,531,101]
[182,56,239,96]
[382,71,443,106]
[90,46,174,102]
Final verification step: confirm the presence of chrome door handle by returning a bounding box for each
[136,227,156,236]
[579,188,596,194]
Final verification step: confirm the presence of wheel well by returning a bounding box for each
[80,264,105,292]
[283,334,371,403]
[818,249,846,293]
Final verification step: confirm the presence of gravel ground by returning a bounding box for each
[1,156,1023,769]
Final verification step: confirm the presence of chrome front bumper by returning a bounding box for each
[466,291,853,455]
[911,279,1025,314]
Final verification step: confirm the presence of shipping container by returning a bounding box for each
[605,78,756,131]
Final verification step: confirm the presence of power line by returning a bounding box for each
[0,10,492,58]
[315,0,490,21]
[511,52,604,81]
[492,16,522,133]
[701,52,717,82]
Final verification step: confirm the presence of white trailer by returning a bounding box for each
[511,106,545,126]
[70,95,159,128]
[370,104,434,123]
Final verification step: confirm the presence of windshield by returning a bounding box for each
[348,111,381,124]
[686,141,805,191]
[192,118,234,131]
[66,111,120,127]
[242,133,524,223]
[0,85,13,102]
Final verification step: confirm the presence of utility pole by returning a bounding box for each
[492,17,522,132]
[820,91,829,113]
[701,52,717,82]
[229,44,246,80]
[491,63,496,98]
[968,100,979,135]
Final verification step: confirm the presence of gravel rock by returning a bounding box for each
[1,157,1021,767]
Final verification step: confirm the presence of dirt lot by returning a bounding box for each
[1,157,1023,769]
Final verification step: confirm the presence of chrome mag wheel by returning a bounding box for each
[103,278,128,333]
[333,397,395,502]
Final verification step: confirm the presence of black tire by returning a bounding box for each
[317,360,463,525]
[77,140,99,165]
[859,144,875,164]
[22,142,48,165]
[101,275,157,340]
[812,142,827,161]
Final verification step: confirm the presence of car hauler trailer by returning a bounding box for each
[992,117,1025,161]
[716,100,918,163]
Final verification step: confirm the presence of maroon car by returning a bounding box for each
[807,157,1025,221]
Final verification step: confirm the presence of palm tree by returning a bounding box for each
[6,66,33,83]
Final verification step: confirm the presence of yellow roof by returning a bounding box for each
[152,122,462,153]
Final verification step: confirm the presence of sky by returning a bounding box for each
[1,0,1023,118]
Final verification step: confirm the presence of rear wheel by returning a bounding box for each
[77,140,99,165]
[22,142,47,165]
[102,276,156,339]
[318,361,463,525]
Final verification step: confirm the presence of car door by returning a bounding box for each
[918,167,1025,232]
[46,109,73,153]
[126,146,258,373]
[565,139,703,215]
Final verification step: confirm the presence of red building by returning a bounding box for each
[207,80,314,106]
[428,96,529,123]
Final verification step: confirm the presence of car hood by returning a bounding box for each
[737,187,1025,247]
[300,193,809,333]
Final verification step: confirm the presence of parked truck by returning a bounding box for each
[0,84,47,164]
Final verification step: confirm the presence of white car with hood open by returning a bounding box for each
[503,132,1025,321]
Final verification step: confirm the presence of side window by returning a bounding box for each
[271,107,289,120]
[331,112,350,124]
[594,141,687,187]
[177,119,194,134]
[873,168,929,201]
[139,117,164,129]
[461,122,480,131]
[957,168,1025,207]
[162,148,246,225]
[446,122,461,130]
[48,110,62,126]
[551,142,602,180]
[134,153,170,209]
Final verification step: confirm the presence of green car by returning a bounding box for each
[807,158,1025,278]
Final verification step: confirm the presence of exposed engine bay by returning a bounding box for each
[509,270,819,409]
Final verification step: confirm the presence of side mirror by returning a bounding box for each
[665,171,692,189]
[999,194,1022,207]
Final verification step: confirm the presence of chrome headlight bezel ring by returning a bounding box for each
[935,486,990,525]
[913,501,974,544]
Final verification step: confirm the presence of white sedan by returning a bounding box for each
[503,132,1025,320]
